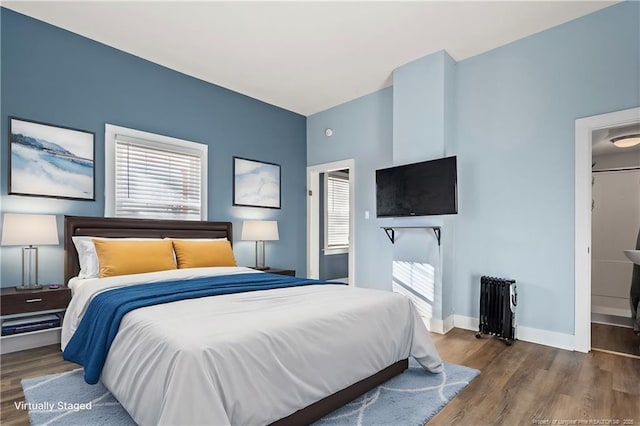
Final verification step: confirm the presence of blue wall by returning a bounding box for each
[392,50,454,164]
[390,50,457,324]
[308,1,640,335]
[308,87,395,290]
[0,8,307,286]
[452,1,639,334]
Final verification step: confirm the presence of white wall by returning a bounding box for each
[591,151,640,317]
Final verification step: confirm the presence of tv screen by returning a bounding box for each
[376,156,457,217]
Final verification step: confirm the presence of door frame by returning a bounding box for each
[574,106,640,353]
[307,159,355,284]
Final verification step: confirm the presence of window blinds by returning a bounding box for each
[114,135,202,220]
[326,173,350,247]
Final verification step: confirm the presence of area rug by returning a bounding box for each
[21,360,479,426]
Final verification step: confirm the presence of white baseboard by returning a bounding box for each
[453,315,478,332]
[429,318,444,334]
[453,315,575,351]
[591,312,633,328]
[516,325,575,351]
[424,315,455,334]
[591,305,631,318]
[443,315,455,334]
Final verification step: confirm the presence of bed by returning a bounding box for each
[61,215,443,425]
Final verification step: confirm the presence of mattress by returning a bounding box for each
[62,267,443,425]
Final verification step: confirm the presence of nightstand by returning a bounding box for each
[254,268,296,277]
[0,286,71,354]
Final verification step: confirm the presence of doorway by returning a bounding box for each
[307,159,355,284]
[575,107,640,354]
[318,169,350,282]
[590,126,640,357]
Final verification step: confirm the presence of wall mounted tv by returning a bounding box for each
[376,156,458,217]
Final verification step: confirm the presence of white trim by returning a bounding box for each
[428,318,444,334]
[323,171,350,254]
[307,169,319,278]
[453,315,574,351]
[591,312,634,328]
[443,314,455,333]
[307,159,355,284]
[104,124,208,220]
[591,305,632,318]
[517,326,574,351]
[591,348,640,360]
[574,107,640,353]
[452,315,477,332]
[428,314,454,334]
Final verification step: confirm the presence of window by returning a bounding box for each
[105,124,207,220]
[324,170,349,254]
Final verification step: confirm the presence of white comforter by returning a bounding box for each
[62,267,443,426]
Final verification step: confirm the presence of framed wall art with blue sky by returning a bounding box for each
[9,116,95,201]
[233,156,281,209]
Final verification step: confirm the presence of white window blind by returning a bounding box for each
[112,133,205,220]
[325,172,350,249]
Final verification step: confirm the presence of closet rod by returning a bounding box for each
[592,166,640,173]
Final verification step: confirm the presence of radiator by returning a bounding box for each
[476,276,517,345]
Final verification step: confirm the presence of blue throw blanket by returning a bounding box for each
[63,272,341,384]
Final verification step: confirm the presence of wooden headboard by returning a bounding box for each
[64,216,233,285]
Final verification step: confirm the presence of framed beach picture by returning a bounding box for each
[9,117,95,201]
[233,157,281,209]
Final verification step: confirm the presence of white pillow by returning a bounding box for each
[71,236,163,279]
[163,237,228,242]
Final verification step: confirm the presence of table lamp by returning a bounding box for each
[1,213,59,290]
[241,220,279,270]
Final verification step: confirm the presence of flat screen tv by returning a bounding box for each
[376,156,457,217]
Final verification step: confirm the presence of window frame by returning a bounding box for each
[104,124,208,220]
[323,170,350,255]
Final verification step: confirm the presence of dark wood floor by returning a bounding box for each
[592,322,640,357]
[1,329,639,425]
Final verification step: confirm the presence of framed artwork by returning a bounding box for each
[233,157,281,209]
[8,117,95,201]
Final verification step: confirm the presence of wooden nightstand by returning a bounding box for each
[254,268,295,277]
[0,286,71,354]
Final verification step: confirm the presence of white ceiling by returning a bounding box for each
[2,1,617,116]
[592,124,640,156]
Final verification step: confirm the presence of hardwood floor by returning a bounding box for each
[0,345,77,426]
[1,329,639,425]
[592,322,640,357]
[429,329,640,425]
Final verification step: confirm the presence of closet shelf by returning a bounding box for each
[381,226,441,246]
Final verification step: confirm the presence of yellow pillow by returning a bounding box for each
[93,239,176,278]
[171,239,237,269]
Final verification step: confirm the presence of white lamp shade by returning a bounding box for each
[241,220,279,241]
[1,213,59,246]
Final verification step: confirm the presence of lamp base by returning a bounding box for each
[253,266,270,271]
[15,284,43,291]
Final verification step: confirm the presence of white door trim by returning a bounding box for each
[307,159,355,284]
[574,107,640,353]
